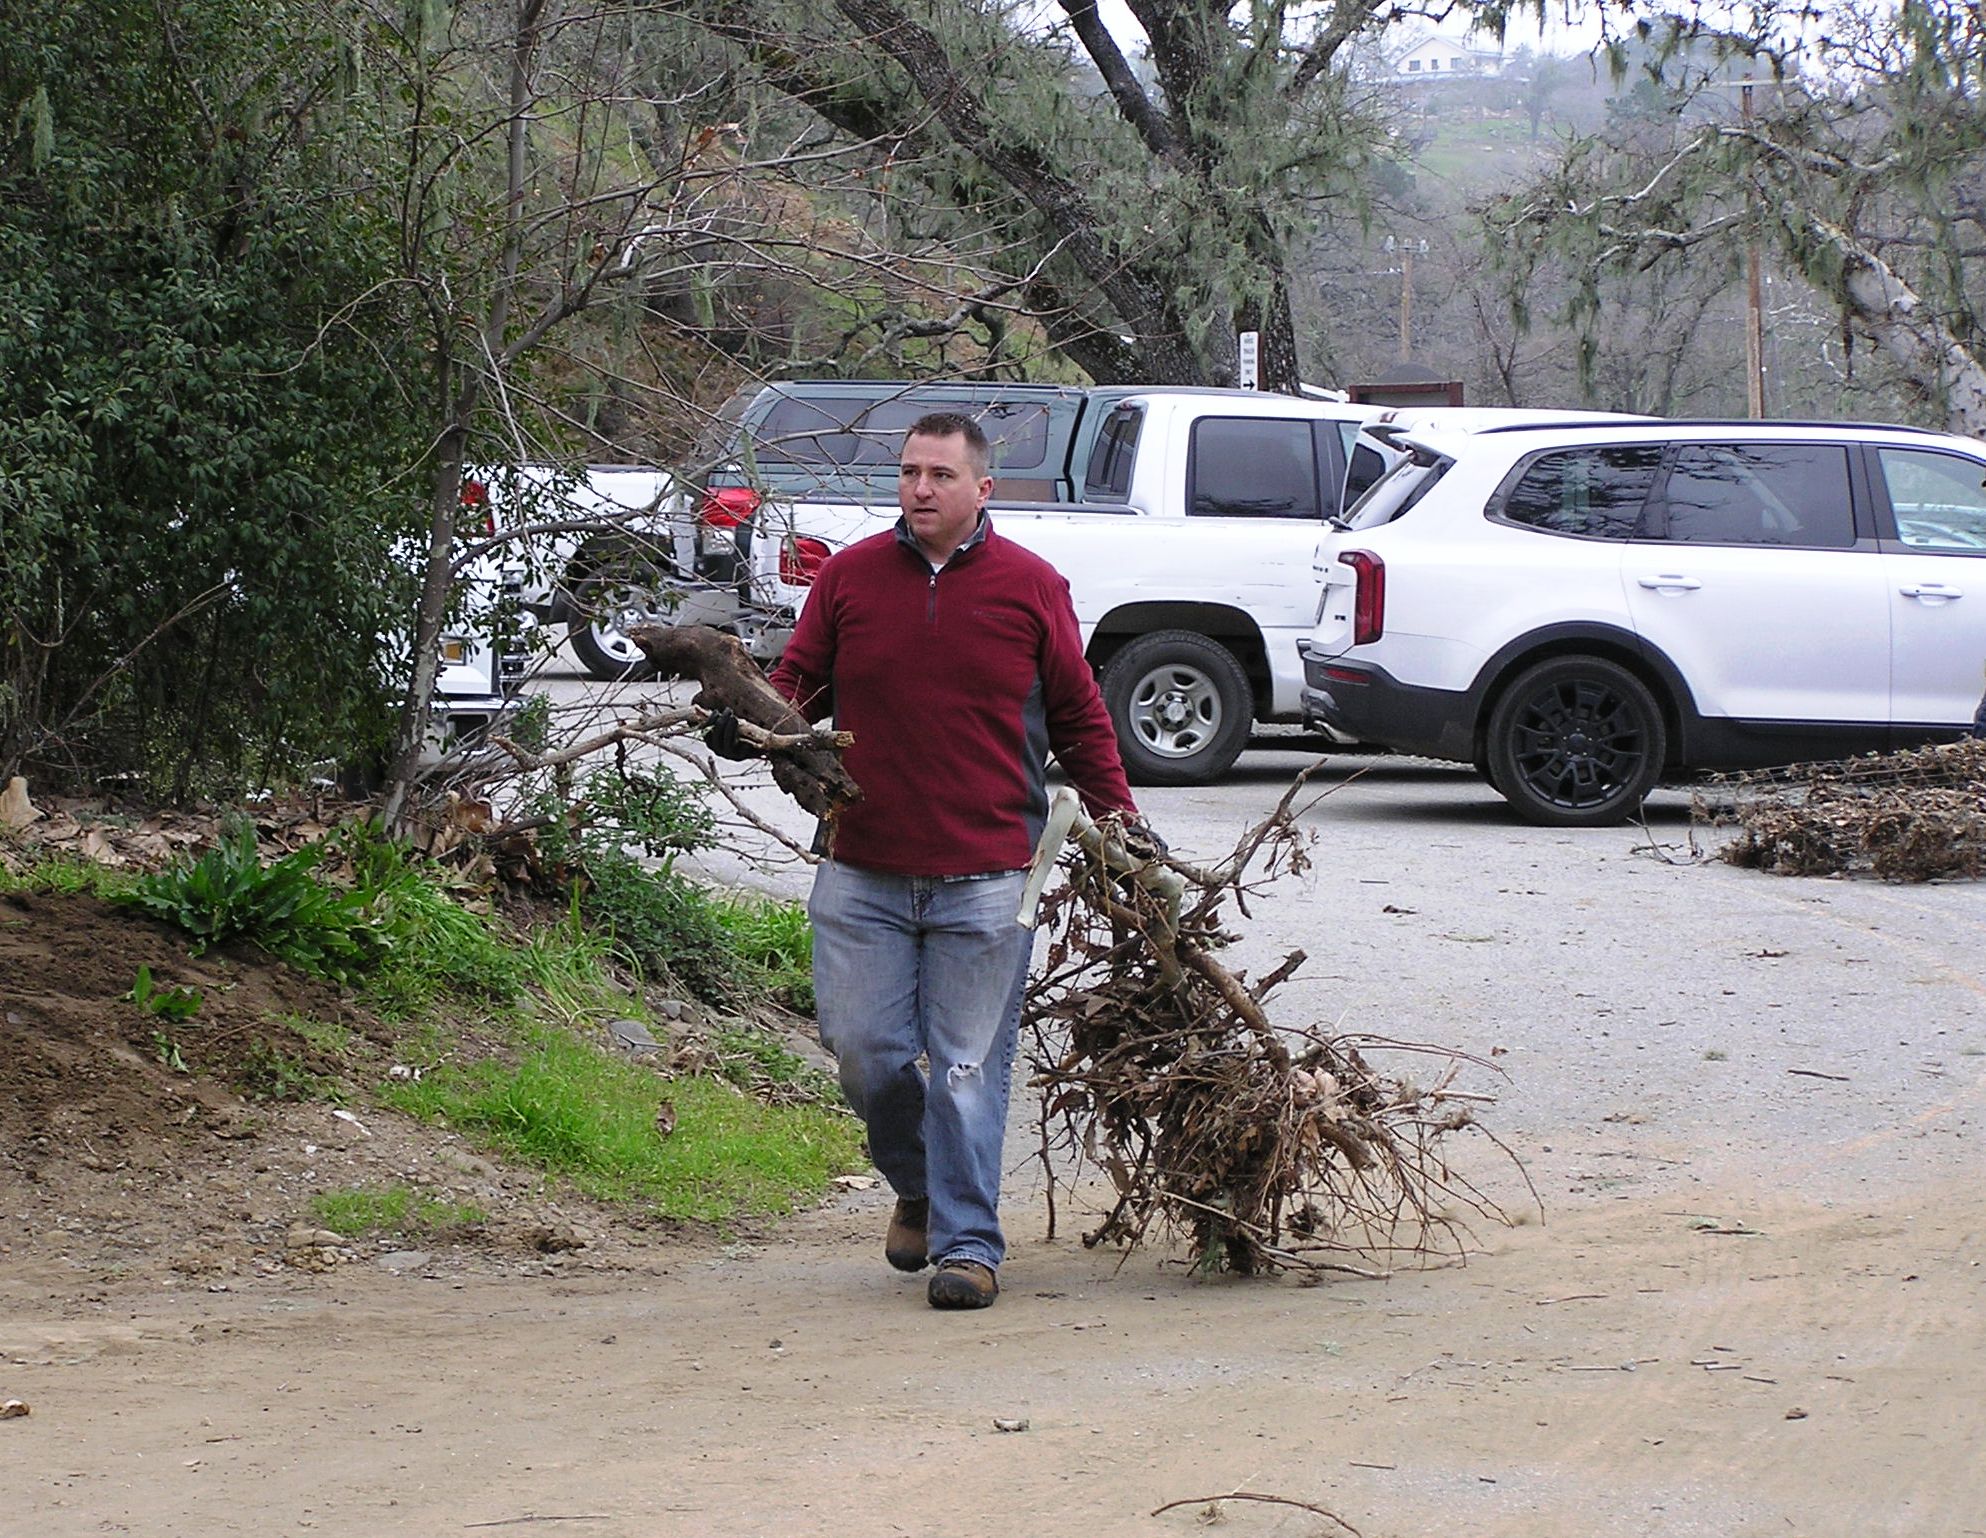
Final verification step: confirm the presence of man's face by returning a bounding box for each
[899,430,992,562]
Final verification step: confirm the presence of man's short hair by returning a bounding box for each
[905,411,990,477]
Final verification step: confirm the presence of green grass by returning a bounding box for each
[310,1185,487,1239]
[0,854,136,900]
[380,1022,864,1222]
[711,893,815,1011]
[282,1013,354,1055]
[16,829,856,1226]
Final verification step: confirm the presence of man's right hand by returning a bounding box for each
[703,707,759,761]
[1113,816,1168,863]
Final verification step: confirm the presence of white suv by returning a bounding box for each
[1298,419,1986,825]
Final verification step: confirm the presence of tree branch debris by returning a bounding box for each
[1025,767,1527,1277]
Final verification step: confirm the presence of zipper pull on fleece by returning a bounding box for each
[927,569,939,622]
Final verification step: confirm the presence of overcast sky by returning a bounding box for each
[1082,0,1609,58]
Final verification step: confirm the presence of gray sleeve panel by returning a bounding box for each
[1020,674,1051,851]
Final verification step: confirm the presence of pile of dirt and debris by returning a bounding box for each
[0,875,685,1294]
[1701,738,1986,882]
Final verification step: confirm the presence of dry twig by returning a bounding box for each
[1150,1490,1361,1534]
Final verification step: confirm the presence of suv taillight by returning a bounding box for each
[699,486,760,528]
[1344,549,1384,645]
[779,536,830,587]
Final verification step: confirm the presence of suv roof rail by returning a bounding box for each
[757,378,1084,394]
[1469,417,1952,437]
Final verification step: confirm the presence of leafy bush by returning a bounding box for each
[576,847,737,999]
[0,1,430,797]
[117,820,384,981]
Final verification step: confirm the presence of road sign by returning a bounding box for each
[1237,330,1259,390]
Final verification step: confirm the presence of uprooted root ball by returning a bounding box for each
[1025,772,1524,1277]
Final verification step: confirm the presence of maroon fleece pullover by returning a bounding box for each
[767,518,1137,876]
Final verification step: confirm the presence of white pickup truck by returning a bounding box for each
[745,388,1389,783]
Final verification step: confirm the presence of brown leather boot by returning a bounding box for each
[884,1197,929,1273]
[926,1257,998,1309]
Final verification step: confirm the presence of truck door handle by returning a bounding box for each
[1900,583,1962,601]
[1637,575,1702,592]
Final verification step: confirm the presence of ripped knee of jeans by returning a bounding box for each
[945,1060,983,1087]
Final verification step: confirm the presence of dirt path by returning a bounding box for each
[4,1158,1981,1538]
[7,751,1985,1536]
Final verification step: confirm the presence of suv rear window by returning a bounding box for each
[1085,406,1142,501]
[1497,445,1663,538]
[1648,443,1855,548]
[1877,447,1986,550]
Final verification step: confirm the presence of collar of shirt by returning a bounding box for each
[893,511,991,572]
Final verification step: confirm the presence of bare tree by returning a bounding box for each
[657,0,1424,393]
[1487,3,1986,433]
[350,1,889,818]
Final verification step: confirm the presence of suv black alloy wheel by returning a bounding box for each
[1485,656,1667,827]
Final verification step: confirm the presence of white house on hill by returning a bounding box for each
[1394,34,1504,81]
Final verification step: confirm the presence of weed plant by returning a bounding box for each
[118,819,384,980]
[125,964,202,1021]
[237,1039,340,1103]
[310,1186,486,1238]
[382,1021,864,1222]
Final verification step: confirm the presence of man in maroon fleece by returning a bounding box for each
[766,411,1145,1309]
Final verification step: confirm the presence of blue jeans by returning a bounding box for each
[808,860,1034,1271]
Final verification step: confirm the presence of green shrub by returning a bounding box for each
[117,819,384,981]
[577,847,737,998]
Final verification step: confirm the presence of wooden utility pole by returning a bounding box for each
[1399,238,1415,360]
[1744,80,1765,418]
[1392,235,1427,361]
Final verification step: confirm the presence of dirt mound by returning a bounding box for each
[1,891,361,1158]
[0,891,670,1288]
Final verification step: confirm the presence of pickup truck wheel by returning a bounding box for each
[568,565,664,681]
[1486,656,1666,827]
[1101,630,1254,786]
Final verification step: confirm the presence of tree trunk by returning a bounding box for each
[1811,216,1986,437]
[383,426,465,826]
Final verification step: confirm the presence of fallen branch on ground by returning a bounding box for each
[1150,1489,1361,1534]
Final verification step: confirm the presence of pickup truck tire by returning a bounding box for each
[568,559,664,681]
[1485,656,1666,828]
[1101,630,1254,786]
